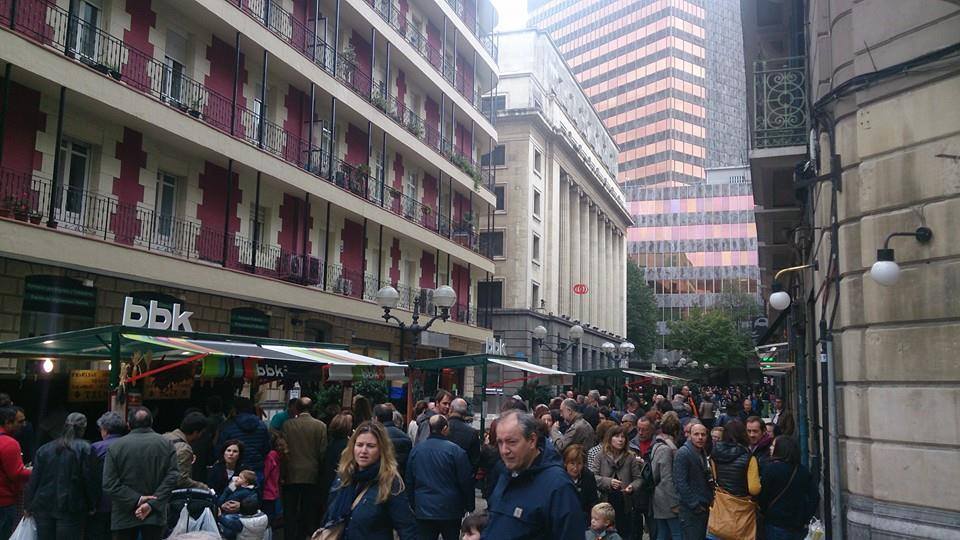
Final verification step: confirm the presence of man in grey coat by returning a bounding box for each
[556,399,595,452]
[673,423,713,540]
[102,407,179,540]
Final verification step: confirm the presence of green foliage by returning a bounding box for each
[626,261,658,361]
[666,310,754,368]
[714,290,762,330]
[314,383,343,408]
[517,382,552,407]
[353,378,389,405]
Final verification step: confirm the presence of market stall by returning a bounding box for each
[406,353,573,432]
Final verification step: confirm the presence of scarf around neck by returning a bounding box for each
[327,461,381,525]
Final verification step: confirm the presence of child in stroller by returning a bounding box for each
[220,497,270,540]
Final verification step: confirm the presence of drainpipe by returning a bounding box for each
[230,32,241,136]
[46,86,67,228]
[258,51,268,148]
[252,172,261,268]
[221,159,234,266]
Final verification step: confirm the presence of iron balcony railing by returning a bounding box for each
[441,0,497,60]
[363,0,486,116]
[0,167,489,326]
[226,0,495,190]
[753,56,807,149]
[1,0,483,254]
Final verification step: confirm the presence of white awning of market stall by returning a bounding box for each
[263,345,406,381]
[624,370,688,382]
[407,354,573,386]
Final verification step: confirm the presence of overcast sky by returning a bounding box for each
[491,0,529,32]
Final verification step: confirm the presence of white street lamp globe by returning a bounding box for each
[375,286,400,309]
[533,325,548,341]
[769,290,792,311]
[870,259,900,287]
[690,360,699,368]
[619,341,635,355]
[433,285,457,308]
[704,363,710,369]
[601,342,616,355]
[569,324,584,341]
[42,358,54,373]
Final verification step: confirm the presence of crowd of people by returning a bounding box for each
[0,384,817,540]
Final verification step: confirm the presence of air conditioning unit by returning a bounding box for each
[289,254,303,276]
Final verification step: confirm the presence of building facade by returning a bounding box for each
[529,0,758,356]
[743,0,960,537]
[0,0,501,384]
[479,30,632,373]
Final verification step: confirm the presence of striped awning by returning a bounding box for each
[488,357,570,376]
[624,370,688,382]
[123,334,403,367]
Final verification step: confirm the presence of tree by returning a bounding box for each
[626,261,658,361]
[666,310,754,368]
[714,290,762,333]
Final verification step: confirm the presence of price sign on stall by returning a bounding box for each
[573,283,589,295]
[68,370,109,403]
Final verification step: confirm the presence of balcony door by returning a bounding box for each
[404,169,418,219]
[162,31,188,105]
[72,0,102,62]
[154,171,180,247]
[56,140,91,226]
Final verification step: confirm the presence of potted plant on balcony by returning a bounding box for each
[28,211,43,225]
[11,192,31,221]
[188,98,203,119]
[340,43,357,80]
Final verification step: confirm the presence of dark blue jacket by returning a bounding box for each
[383,422,412,476]
[322,477,418,540]
[759,461,818,531]
[673,440,713,511]
[216,483,259,508]
[482,443,585,540]
[405,435,474,520]
[217,414,270,474]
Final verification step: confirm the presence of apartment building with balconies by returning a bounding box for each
[0,0,500,359]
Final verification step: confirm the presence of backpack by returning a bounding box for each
[639,441,661,494]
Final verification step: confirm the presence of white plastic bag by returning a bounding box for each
[10,517,37,540]
[805,518,825,540]
[193,508,219,534]
[168,506,192,537]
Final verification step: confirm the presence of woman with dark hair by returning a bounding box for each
[319,421,417,539]
[478,418,502,501]
[352,395,373,428]
[208,439,246,495]
[407,401,428,440]
[319,412,353,511]
[709,420,761,538]
[25,413,100,539]
[562,444,598,527]
[759,436,818,540]
[651,414,682,539]
[595,425,643,538]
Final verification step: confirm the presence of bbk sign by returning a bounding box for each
[122,296,194,332]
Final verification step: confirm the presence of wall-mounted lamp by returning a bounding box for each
[870,227,933,287]
[768,262,819,311]
[42,358,54,373]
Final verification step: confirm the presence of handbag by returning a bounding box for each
[311,485,370,540]
[706,458,758,540]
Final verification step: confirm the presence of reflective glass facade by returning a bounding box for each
[531,0,758,350]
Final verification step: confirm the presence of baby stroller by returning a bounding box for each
[165,488,220,538]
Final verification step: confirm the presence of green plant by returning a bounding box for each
[517,382,552,407]
[371,92,390,112]
[314,383,343,408]
[356,163,372,177]
[353,378,389,405]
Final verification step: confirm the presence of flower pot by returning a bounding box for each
[189,109,202,119]
[13,210,29,221]
[28,214,42,225]
[110,69,122,81]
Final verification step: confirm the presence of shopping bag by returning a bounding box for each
[10,517,37,540]
[193,508,219,534]
[804,518,825,540]
[706,486,758,540]
[168,506,191,537]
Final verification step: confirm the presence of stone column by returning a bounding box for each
[570,186,581,321]
[590,205,599,327]
[580,195,590,324]
[558,176,570,315]
[599,217,607,330]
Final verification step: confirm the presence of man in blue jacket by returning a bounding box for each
[216,398,270,478]
[673,423,713,540]
[483,410,584,540]
[406,415,474,540]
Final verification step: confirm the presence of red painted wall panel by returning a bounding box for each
[391,153,404,214]
[455,122,472,158]
[0,80,45,175]
[283,85,307,164]
[196,161,242,264]
[205,36,247,134]
[421,173,437,229]
[121,0,156,90]
[451,263,469,322]
[425,97,440,148]
[350,31,372,93]
[111,128,146,245]
[456,54,474,102]
[341,218,364,298]
[277,193,312,256]
[419,251,436,289]
[389,238,401,286]
[344,123,368,166]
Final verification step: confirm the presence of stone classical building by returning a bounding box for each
[479,30,632,372]
[743,0,960,537]
[0,0,501,393]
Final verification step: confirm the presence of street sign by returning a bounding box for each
[420,331,450,348]
[573,283,589,295]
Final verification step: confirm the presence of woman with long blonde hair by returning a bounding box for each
[319,421,417,539]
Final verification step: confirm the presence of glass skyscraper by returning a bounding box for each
[529,0,759,352]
